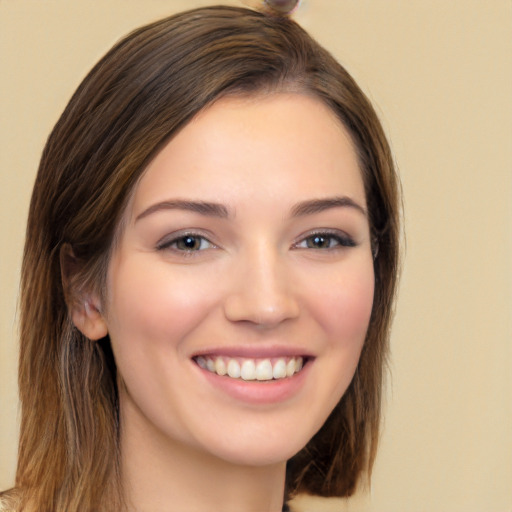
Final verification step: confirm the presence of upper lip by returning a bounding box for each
[190,345,314,359]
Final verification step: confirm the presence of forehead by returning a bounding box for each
[129,92,365,218]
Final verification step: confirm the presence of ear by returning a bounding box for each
[60,243,108,341]
[72,296,108,341]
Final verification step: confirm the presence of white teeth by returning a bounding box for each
[206,358,215,372]
[286,359,296,377]
[197,355,306,381]
[272,358,287,379]
[256,359,273,381]
[215,357,227,376]
[227,359,241,379]
[241,360,256,380]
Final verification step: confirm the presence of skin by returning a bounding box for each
[75,93,375,512]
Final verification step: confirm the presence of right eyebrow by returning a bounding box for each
[290,196,367,218]
[135,200,230,222]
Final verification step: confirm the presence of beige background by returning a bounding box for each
[1,1,511,511]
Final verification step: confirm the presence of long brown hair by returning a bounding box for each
[2,6,400,511]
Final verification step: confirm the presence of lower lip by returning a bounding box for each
[195,360,312,405]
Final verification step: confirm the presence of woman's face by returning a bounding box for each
[103,93,374,467]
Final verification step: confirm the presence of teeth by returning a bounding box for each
[241,360,256,380]
[256,359,273,380]
[206,358,215,372]
[227,359,241,379]
[272,358,287,379]
[286,358,296,377]
[197,355,306,381]
[215,357,227,376]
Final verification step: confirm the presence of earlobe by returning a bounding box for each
[60,243,108,341]
[71,299,108,341]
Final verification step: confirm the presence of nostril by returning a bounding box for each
[222,253,300,326]
[223,295,299,327]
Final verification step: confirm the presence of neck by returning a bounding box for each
[119,395,287,512]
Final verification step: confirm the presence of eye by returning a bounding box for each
[157,233,215,252]
[294,231,356,250]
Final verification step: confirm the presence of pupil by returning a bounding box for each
[310,235,328,248]
[180,236,199,250]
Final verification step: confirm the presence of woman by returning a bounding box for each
[1,3,400,511]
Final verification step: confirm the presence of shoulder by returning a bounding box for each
[0,491,18,512]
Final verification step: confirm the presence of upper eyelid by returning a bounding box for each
[156,230,216,249]
[155,227,356,250]
[293,228,354,242]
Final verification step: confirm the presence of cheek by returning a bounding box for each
[309,262,375,346]
[105,259,219,359]
[294,259,375,431]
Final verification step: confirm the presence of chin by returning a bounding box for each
[207,436,308,468]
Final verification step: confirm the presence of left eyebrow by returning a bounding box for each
[135,200,230,222]
[290,196,367,218]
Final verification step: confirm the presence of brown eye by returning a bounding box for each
[157,234,215,252]
[306,235,331,249]
[176,236,203,251]
[295,232,357,250]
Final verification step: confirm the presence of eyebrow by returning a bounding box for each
[290,196,367,217]
[135,200,230,221]
[135,195,366,222]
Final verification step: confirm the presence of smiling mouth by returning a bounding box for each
[193,355,307,381]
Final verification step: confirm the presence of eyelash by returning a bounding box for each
[156,229,356,254]
[156,232,215,254]
[293,230,356,251]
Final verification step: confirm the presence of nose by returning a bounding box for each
[223,243,300,328]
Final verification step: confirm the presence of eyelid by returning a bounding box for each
[156,229,217,252]
[155,228,356,254]
[292,228,356,250]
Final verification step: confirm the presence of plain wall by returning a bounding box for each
[1,1,511,511]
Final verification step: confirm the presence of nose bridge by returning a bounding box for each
[223,238,299,327]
